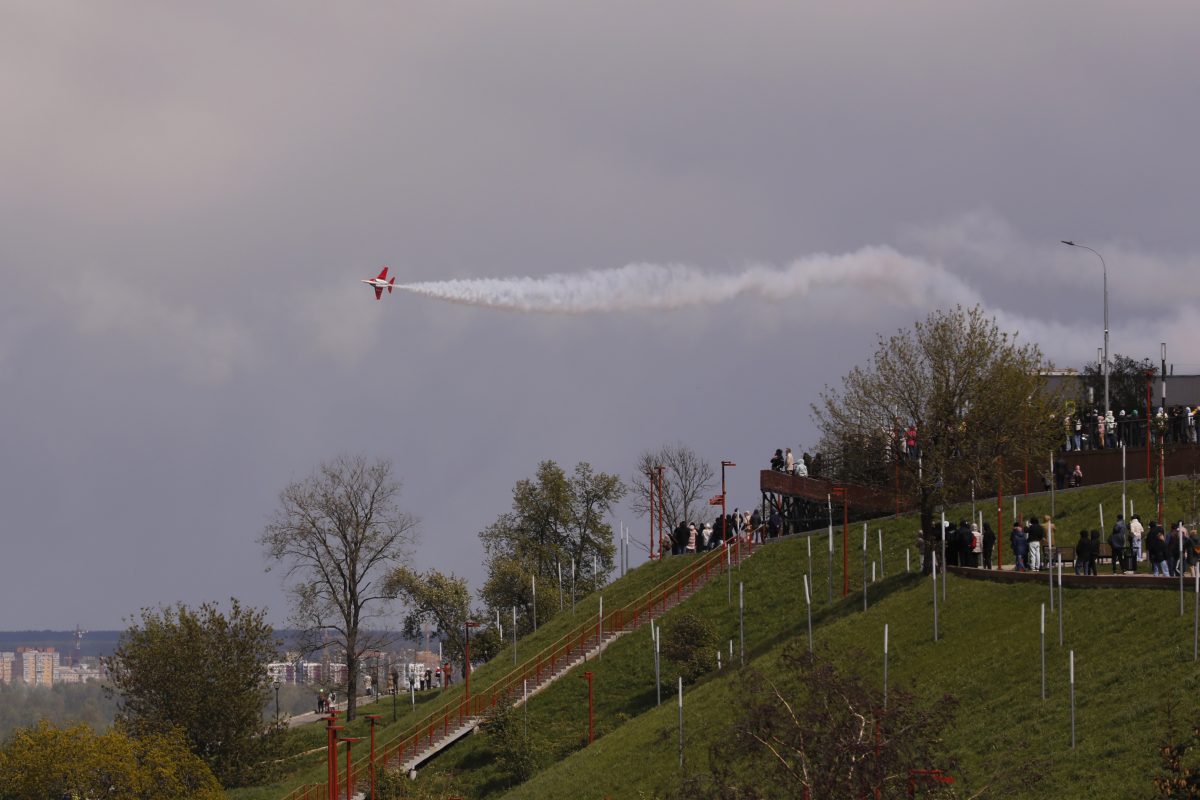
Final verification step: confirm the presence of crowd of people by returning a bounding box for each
[1063,406,1200,451]
[932,512,1200,579]
[660,505,786,556]
[770,447,818,478]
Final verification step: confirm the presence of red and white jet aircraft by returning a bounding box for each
[361,267,396,299]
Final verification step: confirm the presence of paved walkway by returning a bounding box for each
[948,563,1194,590]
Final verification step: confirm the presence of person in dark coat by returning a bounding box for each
[982,523,996,569]
[1074,529,1090,575]
[1010,522,1028,571]
[957,520,974,567]
[1149,524,1169,576]
[1087,530,1100,575]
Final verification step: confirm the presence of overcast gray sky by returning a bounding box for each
[3,2,1199,629]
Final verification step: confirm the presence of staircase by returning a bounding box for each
[280,540,753,800]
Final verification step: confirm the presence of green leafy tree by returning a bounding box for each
[0,721,223,800]
[385,567,486,678]
[105,599,283,787]
[1080,353,1157,415]
[262,455,419,721]
[479,461,625,626]
[812,306,1062,568]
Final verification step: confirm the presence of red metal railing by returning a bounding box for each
[279,542,746,799]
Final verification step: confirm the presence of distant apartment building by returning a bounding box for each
[19,647,59,687]
[0,652,15,684]
[53,664,101,684]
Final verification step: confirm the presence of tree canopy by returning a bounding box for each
[812,306,1062,553]
[479,461,624,628]
[1080,353,1157,415]
[0,721,223,800]
[261,454,418,720]
[104,599,282,788]
[386,566,486,677]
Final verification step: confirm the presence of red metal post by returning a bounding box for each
[342,737,362,800]
[325,714,341,800]
[364,715,381,800]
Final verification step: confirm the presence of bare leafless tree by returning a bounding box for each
[630,443,716,544]
[261,455,418,720]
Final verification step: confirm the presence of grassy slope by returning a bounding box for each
[500,478,1200,799]
[247,477,1197,799]
[230,553,714,800]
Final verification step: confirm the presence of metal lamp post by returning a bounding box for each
[273,680,280,721]
[465,620,480,710]
[721,460,735,550]
[1061,240,1109,416]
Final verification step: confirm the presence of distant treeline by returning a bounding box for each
[0,681,117,739]
[0,629,419,661]
[0,630,122,658]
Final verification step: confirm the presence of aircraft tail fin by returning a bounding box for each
[377,266,389,280]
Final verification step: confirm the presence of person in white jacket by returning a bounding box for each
[1129,514,1145,563]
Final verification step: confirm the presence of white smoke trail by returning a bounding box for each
[395,246,982,314]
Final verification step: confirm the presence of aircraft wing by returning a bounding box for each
[374,286,383,300]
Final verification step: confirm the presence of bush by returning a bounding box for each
[661,612,718,685]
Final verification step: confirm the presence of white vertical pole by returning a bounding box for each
[906,547,911,573]
[1049,512,1055,611]
[940,512,947,602]
[803,574,813,654]
[717,650,722,670]
[727,542,732,605]
[532,575,537,631]
[828,517,834,605]
[872,562,876,584]
[1057,556,1064,646]
[932,550,939,642]
[654,626,661,707]
[825,496,835,604]
[571,558,576,614]
[513,606,518,664]
[523,678,528,737]
[739,582,745,666]
[593,554,598,588]
[1069,650,1076,748]
[678,676,684,769]
[807,536,813,598]
[879,529,885,578]
[1194,571,1198,662]
[598,596,604,660]
[557,562,563,610]
[1040,603,1046,700]
[1099,503,1104,535]
[1122,446,1127,521]
[883,623,889,709]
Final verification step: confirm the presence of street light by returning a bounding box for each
[1061,240,1109,416]
[720,461,735,553]
[465,620,480,708]
[273,680,281,721]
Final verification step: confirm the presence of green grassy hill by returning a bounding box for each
[245,476,1200,799]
